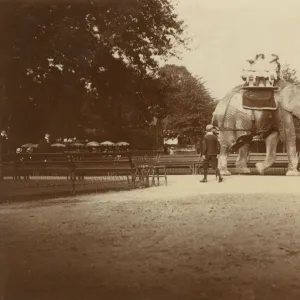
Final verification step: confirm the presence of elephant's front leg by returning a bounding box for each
[235,143,251,174]
[256,131,279,174]
[285,135,300,176]
[281,111,300,176]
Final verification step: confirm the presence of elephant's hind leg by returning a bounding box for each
[256,131,279,174]
[218,132,235,176]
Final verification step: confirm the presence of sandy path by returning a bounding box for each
[1,176,300,300]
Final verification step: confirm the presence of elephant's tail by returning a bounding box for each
[211,112,217,127]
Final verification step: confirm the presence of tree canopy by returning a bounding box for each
[0,0,186,144]
[281,63,300,85]
[158,64,215,143]
[280,64,300,138]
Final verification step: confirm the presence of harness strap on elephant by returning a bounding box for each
[218,85,279,136]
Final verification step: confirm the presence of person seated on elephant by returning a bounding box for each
[200,124,223,183]
[242,59,255,84]
[254,53,268,85]
[269,54,281,81]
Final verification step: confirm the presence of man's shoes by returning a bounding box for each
[218,177,223,183]
[200,178,207,183]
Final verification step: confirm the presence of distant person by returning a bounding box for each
[269,53,281,81]
[38,133,52,162]
[163,145,169,155]
[169,147,175,155]
[1,130,10,160]
[200,124,223,183]
[38,133,51,153]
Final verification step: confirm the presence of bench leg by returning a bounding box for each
[151,168,155,185]
[71,179,76,195]
[132,170,138,188]
[192,165,195,175]
[145,170,150,187]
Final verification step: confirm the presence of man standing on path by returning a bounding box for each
[200,124,223,183]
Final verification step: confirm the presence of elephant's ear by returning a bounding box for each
[280,86,300,119]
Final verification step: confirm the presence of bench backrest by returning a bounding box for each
[227,154,238,161]
[73,155,134,170]
[158,154,201,164]
[248,153,265,162]
[274,153,289,163]
[132,154,159,166]
[247,153,290,164]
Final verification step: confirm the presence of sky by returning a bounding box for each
[166,0,300,99]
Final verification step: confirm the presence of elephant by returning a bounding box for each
[212,81,300,176]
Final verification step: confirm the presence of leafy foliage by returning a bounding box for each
[281,63,300,86]
[281,64,300,138]
[158,64,215,143]
[0,0,186,144]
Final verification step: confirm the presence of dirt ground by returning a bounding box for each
[1,175,300,300]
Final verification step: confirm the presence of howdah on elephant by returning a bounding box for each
[212,81,300,176]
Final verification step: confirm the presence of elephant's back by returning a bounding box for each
[213,86,245,123]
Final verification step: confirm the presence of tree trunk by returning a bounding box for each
[0,136,2,180]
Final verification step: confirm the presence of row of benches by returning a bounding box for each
[1,152,294,181]
[137,152,292,173]
[226,153,292,170]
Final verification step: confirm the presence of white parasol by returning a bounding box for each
[51,143,66,148]
[21,143,35,148]
[21,143,38,148]
[86,141,100,147]
[116,141,129,146]
[100,141,115,146]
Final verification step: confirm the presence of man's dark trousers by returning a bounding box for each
[202,155,221,180]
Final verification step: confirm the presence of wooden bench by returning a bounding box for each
[247,153,291,174]
[131,154,162,186]
[132,154,159,167]
[2,161,22,180]
[247,153,265,168]
[227,153,239,168]
[24,161,71,177]
[194,154,239,174]
[73,155,138,188]
[2,153,72,180]
[273,153,289,167]
[157,154,201,175]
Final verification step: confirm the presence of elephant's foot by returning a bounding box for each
[286,169,300,176]
[256,162,266,175]
[220,169,231,176]
[235,167,251,174]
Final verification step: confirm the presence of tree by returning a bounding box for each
[158,64,215,144]
[280,64,300,141]
[0,0,186,142]
[281,63,300,85]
